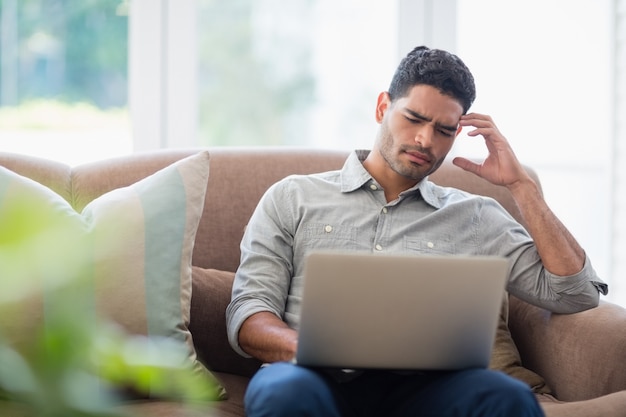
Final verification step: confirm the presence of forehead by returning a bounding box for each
[397,85,464,123]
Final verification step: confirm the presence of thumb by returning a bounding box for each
[452,156,481,176]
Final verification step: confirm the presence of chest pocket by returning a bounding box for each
[300,223,358,250]
[404,235,456,255]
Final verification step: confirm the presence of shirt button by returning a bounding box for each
[427,242,435,248]
[324,225,333,233]
[382,207,388,214]
[370,184,378,191]
[375,244,383,251]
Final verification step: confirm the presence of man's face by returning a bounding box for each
[375,84,464,182]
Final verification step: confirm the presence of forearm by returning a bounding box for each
[507,176,585,276]
[239,311,298,363]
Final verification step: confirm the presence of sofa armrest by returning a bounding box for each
[509,297,626,401]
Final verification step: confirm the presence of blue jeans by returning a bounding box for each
[244,362,544,417]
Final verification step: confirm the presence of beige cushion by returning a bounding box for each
[189,268,262,377]
[489,294,551,394]
[0,151,225,399]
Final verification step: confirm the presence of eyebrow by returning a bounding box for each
[404,108,458,133]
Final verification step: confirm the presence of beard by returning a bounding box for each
[376,122,442,181]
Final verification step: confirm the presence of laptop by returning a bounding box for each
[295,251,508,370]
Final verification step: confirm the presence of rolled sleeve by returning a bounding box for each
[514,254,608,314]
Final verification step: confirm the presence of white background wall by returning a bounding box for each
[611,0,626,304]
[453,0,616,304]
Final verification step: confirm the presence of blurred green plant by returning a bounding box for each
[0,188,218,416]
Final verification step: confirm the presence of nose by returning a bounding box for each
[414,125,433,147]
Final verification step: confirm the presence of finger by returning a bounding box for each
[460,114,497,129]
[460,118,495,129]
[464,126,499,138]
[461,113,493,122]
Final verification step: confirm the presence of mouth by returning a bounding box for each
[404,150,432,165]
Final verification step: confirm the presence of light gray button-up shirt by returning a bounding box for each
[226,150,607,357]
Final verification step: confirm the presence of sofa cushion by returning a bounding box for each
[0,151,225,399]
[189,267,262,378]
[490,294,551,394]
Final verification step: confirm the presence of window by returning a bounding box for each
[0,0,130,165]
[130,0,398,151]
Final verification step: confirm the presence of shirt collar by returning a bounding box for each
[340,150,443,209]
[339,150,373,192]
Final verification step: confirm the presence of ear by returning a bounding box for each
[375,92,391,123]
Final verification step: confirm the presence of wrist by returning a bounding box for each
[506,175,540,198]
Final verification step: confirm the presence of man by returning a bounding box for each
[226,46,607,416]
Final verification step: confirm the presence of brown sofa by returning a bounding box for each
[1,147,626,417]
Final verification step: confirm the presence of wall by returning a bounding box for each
[612,0,626,305]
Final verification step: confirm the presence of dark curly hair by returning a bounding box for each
[388,46,476,114]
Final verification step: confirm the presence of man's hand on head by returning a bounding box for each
[453,113,532,190]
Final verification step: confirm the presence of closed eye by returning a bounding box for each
[405,116,454,137]
[403,110,457,138]
[437,128,454,137]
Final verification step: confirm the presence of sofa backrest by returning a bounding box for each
[0,148,540,273]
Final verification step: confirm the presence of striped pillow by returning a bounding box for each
[0,151,226,399]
